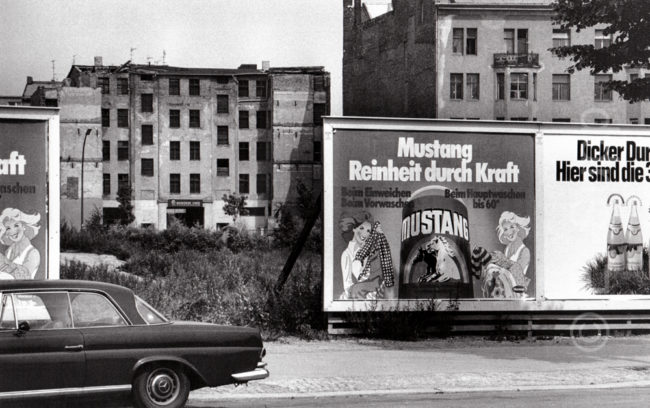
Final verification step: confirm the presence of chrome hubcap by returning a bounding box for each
[147,368,180,404]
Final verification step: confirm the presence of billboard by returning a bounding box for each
[0,108,60,280]
[324,118,650,312]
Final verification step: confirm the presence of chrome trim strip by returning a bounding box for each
[232,368,270,383]
[0,385,131,399]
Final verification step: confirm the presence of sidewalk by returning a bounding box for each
[189,335,650,402]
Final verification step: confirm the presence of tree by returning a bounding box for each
[551,0,650,102]
[116,185,135,226]
[222,193,248,222]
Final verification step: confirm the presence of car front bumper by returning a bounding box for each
[232,362,269,383]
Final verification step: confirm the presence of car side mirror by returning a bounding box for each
[15,321,30,336]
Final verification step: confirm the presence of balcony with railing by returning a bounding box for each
[493,53,540,68]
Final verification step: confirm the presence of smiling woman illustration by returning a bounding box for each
[0,208,41,279]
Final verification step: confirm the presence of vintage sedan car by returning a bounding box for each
[0,279,268,408]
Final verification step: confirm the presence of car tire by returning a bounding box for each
[132,365,190,408]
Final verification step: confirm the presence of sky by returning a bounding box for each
[0,0,343,114]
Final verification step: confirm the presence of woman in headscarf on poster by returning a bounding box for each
[0,208,42,280]
[338,210,395,300]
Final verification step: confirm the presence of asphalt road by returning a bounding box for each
[186,387,650,408]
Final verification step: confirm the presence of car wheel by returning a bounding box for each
[132,365,190,408]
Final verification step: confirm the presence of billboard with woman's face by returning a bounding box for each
[0,108,59,280]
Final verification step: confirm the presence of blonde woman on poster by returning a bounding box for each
[476,211,531,298]
[0,208,41,280]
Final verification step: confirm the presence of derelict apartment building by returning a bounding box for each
[54,58,329,230]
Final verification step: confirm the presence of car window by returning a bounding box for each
[14,292,72,330]
[135,296,168,324]
[70,292,127,328]
[0,294,16,330]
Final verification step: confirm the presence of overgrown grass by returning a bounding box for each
[61,250,326,339]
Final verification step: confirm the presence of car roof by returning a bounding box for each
[0,279,147,325]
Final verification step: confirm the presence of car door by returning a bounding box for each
[0,291,86,393]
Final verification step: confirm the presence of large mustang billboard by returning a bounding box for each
[323,118,650,312]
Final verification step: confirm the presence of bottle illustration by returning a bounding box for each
[625,196,643,274]
[606,194,626,292]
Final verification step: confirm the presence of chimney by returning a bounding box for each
[262,60,270,71]
[94,56,103,67]
[26,76,33,85]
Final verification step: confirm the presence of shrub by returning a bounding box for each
[583,250,650,294]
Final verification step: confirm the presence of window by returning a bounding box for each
[13,292,72,330]
[314,140,322,163]
[629,118,639,124]
[510,73,528,99]
[239,174,249,194]
[102,141,110,161]
[239,110,249,128]
[103,174,110,195]
[244,207,265,216]
[453,28,464,54]
[257,141,271,161]
[630,73,639,82]
[256,174,268,195]
[217,159,229,176]
[102,109,110,127]
[140,74,153,81]
[646,118,650,125]
[510,117,529,121]
[141,158,154,177]
[217,95,229,113]
[190,174,200,194]
[217,126,229,145]
[450,73,463,99]
[256,80,267,98]
[504,29,515,53]
[239,80,249,97]
[70,292,127,328]
[170,141,180,160]
[99,77,110,94]
[496,73,505,100]
[118,173,129,191]
[45,99,58,107]
[190,141,201,160]
[595,74,613,101]
[552,74,570,100]
[466,74,479,100]
[313,103,326,125]
[595,29,611,49]
[169,78,180,95]
[504,29,528,53]
[595,118,613,124]
[466,28,477,55]
[117,109,129,128]
[142,124,153,145]
[256,110,267,129]
[216,77,229,85]
[189,109,200,128]
[135,296,167,324]
[189,78,200,96]
[170,174,180,194]
[552,29,570,48]
[66,177,79,200]
[141,94,153,113]
[314,76,325,92]
[118,141,129,160]
[552,118,571,122]
[239,142,249,161]
[169,109,180,128]
[0,294,15,330]
[517,29,528,54]
[118,78,129,95]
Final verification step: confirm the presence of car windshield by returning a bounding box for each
[135,296,168,324]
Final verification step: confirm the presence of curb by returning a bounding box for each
[190,379,650,401]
